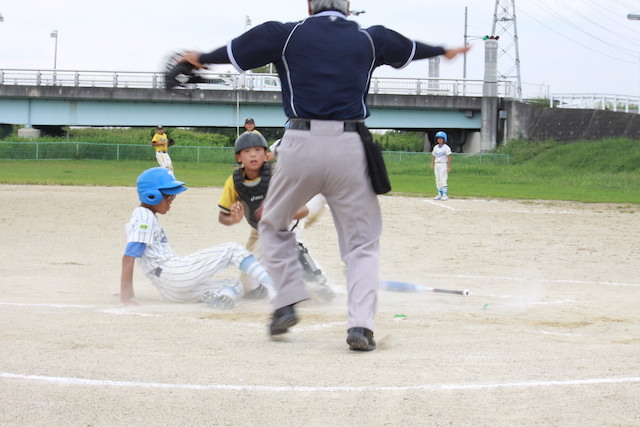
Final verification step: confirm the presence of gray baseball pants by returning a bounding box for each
[259,120,382,331]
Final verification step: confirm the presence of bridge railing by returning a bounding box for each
[0,68,533,98]
[0,69,165,89]
[550,93,640,114]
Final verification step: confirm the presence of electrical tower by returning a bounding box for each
[492,0,522,100]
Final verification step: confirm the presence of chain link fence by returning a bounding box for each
[0,141,234,163]
[0,142,509,170]
[383,151,509,174]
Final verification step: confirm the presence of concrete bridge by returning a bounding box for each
[0,41,523,154]
[0,69,508,152]
[4,39,637,153]
[3,67,637,151]
[0,71,490,130]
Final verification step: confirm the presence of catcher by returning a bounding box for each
[218,131,335,302]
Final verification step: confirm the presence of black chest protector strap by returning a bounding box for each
[233,163,272,229]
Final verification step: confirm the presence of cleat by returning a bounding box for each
[441,194,449,201]
[203,291,235,310]
[269,304,299,336]
[433,194,442,200]
[346,327,376,351]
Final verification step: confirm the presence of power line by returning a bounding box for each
[611,0,640,12]
[554,0,640,46]
[518,1,639,64]
[527,0,638,56]
[582,0,640,35]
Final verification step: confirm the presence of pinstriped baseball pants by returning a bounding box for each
[144,242,249,303]
[259,120,382,331]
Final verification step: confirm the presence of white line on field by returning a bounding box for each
[422,199,576,214]
[423,199,577,215]
[536,330,582,337]
[423,200,459,210]
[0,302,98,308]
[425,273,640,288]
[1,372,639,392]
[232,321,342,331]
[486,209,573,214]
[101,308,161,317]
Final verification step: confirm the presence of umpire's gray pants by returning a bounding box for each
[259,120,381,331]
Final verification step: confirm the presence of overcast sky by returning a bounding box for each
[1,0,640,98]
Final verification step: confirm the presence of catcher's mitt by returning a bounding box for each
[163,52,206,90]
[168,139,175,147]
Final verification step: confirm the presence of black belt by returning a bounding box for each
[288,120,359,132]
[158,151,167,153]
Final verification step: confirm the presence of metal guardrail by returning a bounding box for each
[550,93,640,113]
[0,68,543,99]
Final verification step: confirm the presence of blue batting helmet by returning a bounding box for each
[435,131,448,143]
[136,167,187,206]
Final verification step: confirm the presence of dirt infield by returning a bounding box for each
[1,184,639,426]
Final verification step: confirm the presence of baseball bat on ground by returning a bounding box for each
[380,280,470,296]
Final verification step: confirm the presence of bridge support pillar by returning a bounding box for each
[481,97,498,151]
[481,39,499,151]
[18,127,41,139]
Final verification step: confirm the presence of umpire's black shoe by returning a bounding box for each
[347,327,376,351]
[269,304,299,336]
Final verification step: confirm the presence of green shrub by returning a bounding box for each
[374,131,425,152]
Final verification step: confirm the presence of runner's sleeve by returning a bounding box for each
[124,242,147,257]
[126,207,156,245]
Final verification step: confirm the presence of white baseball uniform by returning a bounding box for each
[125,206,270,303]
[432,143,452,192]
[155,151,173,171]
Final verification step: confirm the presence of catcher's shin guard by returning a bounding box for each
[297,243,325,284]
[298,243,335,302]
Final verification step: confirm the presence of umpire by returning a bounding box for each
[178,0,470,351]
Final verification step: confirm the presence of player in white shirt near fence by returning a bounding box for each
[430,131,452,201]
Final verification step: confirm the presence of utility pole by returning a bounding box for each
[51,30,59,71]
[492,0,522,100]
[463,7,468,79]
[627,14,640,99]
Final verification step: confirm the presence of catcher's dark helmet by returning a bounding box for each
[234,131,268,154]
[137,167,187,206]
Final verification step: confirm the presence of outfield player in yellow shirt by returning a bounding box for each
[151,125,173,171]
